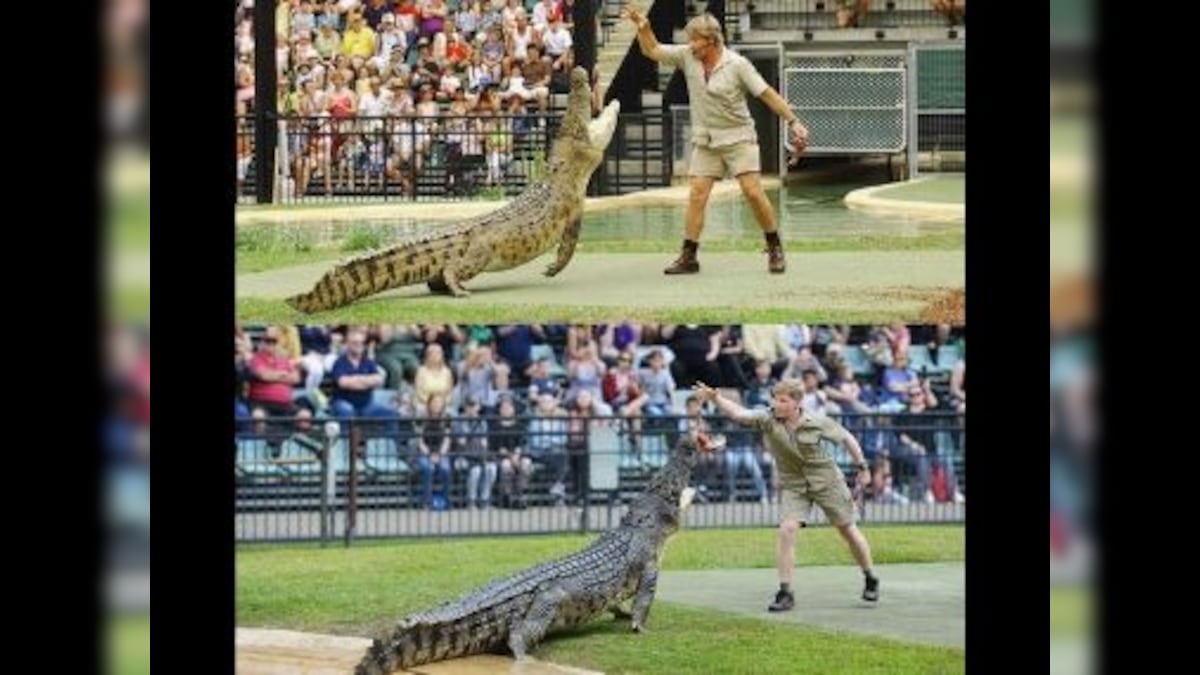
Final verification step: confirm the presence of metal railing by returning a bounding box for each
[236,112,559,204]
[726,0,964,34]
[590,109,674,195]
[238,107,674,203]
[235,411,965,544]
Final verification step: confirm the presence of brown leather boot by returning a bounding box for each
[766,242,786,274]
[664,243,700,274]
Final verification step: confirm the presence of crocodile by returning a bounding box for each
[284,67,621,314]
[353,433,724,675]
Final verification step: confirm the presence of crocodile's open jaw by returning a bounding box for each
[588,99,621,150]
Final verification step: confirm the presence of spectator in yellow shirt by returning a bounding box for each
[340,12,377,62]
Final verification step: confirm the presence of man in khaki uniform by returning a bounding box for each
[622,9,809,276]
[693,379,880,609]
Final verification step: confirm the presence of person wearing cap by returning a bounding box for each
[375,13,406,62]
[623,9,809,276]
[387,76,415,114]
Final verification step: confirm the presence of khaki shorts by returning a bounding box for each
[779,478,858,527]
[689,142,762,178]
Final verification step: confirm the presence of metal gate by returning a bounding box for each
[907,42,965,176]
[781,52,908,162]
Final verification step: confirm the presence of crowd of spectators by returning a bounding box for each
[235,0,603,197]
[236,323,965,509]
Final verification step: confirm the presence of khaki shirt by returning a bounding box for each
[660,44,770,148]
[748,411,846,489]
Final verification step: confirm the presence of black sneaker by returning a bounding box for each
[767,589,795,612]
[862,574,880,602]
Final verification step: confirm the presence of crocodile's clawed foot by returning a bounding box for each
[450,287,472,298]
[544,265,563,278]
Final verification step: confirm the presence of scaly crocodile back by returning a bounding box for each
[354,531,638,674]
[283,67,609,314]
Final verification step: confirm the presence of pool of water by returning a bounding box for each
[237,182,962,252]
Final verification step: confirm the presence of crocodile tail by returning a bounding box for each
[354,604,513,673]
[284,233,469,314]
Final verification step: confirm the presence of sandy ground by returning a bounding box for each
[235,628,602,675]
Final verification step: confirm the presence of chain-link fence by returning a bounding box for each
[908,41,965,175]
[235,411,965,544]
[777,46,962,177]
[782,59,908,154]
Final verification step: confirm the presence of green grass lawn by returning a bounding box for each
[1050,585,1092,638]
[233,298,909,325]
[107,613,150,675]
[1050,117,1091,156]
[238,525,964,674]
[236,232,964,275]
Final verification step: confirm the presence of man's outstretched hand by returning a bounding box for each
[621,5,649,29]
[692,380,719,403]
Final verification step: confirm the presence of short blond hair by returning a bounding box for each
[684,13,724,46]
[771,378,806,402]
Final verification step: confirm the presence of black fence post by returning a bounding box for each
[320,435,330,547]
[574,0,597,75]
[345,421,359,548]
[253,0,277,204]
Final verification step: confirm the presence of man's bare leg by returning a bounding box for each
[837,522,880,601]
[768,519,801,611]
[665,176,717,274]
[737,172,786,273]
